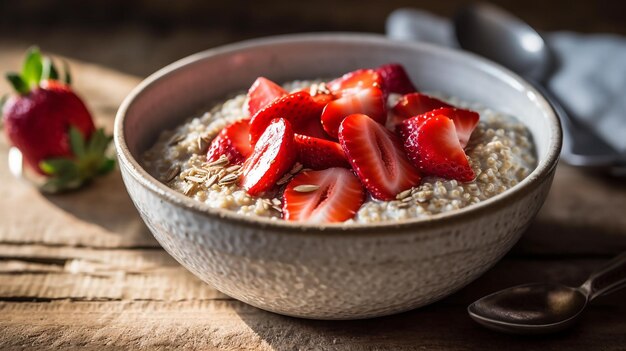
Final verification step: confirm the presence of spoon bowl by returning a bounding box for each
[468,283,587,334]
[468,252,626,334]
[454,3,554,82]
[454,2,625,173]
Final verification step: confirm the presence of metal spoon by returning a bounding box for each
[468,252,626,334]
[454,2,626,174]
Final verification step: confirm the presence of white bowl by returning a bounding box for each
[114,33,561,319]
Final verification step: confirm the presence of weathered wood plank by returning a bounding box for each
[0,297,624,351]
[0,244,622,306]
[0,271,228,302]
[0,244,179,271]
[0,245,227,301]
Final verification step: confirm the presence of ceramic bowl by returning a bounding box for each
[114,33,561,320]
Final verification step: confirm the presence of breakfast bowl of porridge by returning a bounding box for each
[114,34,561,319]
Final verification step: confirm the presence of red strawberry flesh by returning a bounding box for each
[249,91,323,145]
[206,119,253,165]
[401,107,480,148]
[321,87,386,138]
[310,92,335,108]
[240,118,297,195]
[398,114,475,182]
[327,69,382,97]
[247,77,287,117]
[294,134,349,170]
[339,113,421,200]
[376,63,417,95]
[294,116,332,140]
[439,108,480,148]
[283,167,364,223]
[389,93,452,130]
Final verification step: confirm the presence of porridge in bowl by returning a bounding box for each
[142,64,536,224]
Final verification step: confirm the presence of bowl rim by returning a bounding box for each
[114,32,562,235]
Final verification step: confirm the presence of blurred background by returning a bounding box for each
[2,0,626,77]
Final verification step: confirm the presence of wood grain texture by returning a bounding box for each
[0,244,619,303]
[1,36,626,350]
[1,255,625,350]
[2,300,625,351]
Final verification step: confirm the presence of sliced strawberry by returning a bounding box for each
[392,93,453,119]
[419,107,480,148]
[327,69,382,97]
[295,84,336,107]
[240,118,297,195]
[398,114,475,182]
[321,88,386,138]
[445,108,480,148]
[294,117,332,140]
[206,119,253,165]
[376,63,417,95]
[311,92,335,108]
[290,87,335,140]
[339,114,421,200]
[249,91,323,145]
[247,77,287,117]
[389,93,452,130]
[308,91,336,140]
[283,168,364,223]
[294,134,349,170]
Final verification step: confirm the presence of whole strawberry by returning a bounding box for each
[1,47,114,192]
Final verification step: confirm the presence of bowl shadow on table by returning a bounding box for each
[231,290,586,350]
[41,168,157,248]
[232,261,626,350]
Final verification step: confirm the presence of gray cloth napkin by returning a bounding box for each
[386,9,626,153]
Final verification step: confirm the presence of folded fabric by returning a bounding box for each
[387,9,626,153]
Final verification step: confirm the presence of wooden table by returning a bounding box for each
[1,44,625,351]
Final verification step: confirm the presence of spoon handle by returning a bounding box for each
[580,252,626,301]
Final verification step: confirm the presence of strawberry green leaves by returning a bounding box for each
[5,46,71,96]
[39,158,82,191]
[21,47,43,88]
[42,57,60,81]
[6,47,43,94]
[39,127,115,193]
[5,73,29,95]
[69,126,86,157]
[62,60,72,85]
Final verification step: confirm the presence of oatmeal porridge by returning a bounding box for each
[142,64,536,224]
